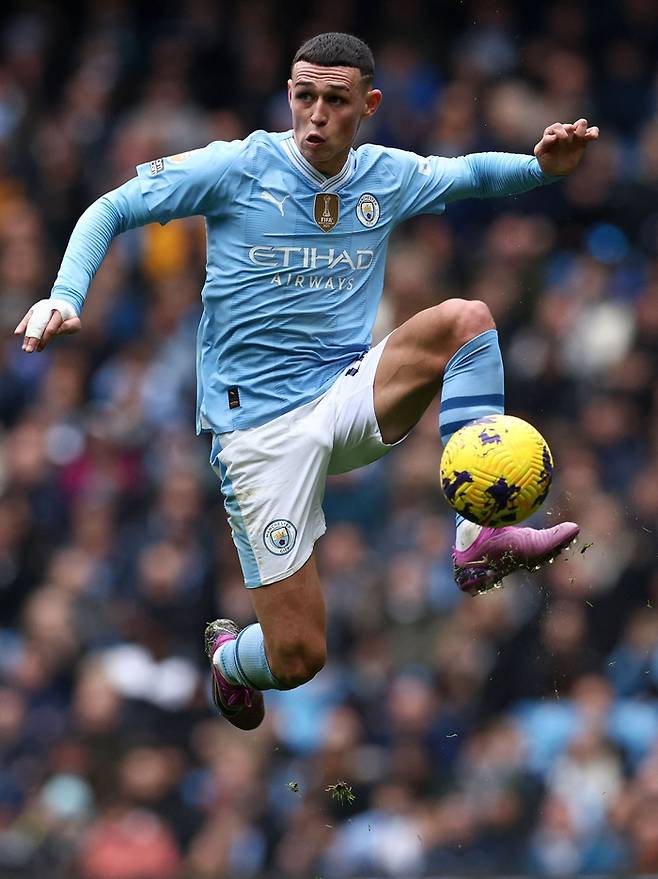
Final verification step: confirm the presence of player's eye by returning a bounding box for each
[328,95,346,104]
[295,92,313,102]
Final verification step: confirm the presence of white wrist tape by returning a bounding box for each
[25,298,78,339]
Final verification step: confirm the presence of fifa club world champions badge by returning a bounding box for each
[314,193,340,232]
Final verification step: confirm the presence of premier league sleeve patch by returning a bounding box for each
[356,193,380,227]
[264,519,297,555]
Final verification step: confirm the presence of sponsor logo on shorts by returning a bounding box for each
[356,193,380,227]
[264,519,297,555]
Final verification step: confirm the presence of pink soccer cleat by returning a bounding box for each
[453,522,580,596]
[204,619,265,730]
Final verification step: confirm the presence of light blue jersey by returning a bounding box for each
[51,130,554,434]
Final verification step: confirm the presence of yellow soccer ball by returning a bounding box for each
[440,414,554,527]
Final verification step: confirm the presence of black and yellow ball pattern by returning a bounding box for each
[440,415,553,527]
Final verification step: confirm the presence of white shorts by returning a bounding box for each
[210,336,400,587]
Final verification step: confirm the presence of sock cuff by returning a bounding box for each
[214,640,233,681]
[444,328,499,374]
[218,623,289,691]
[238,624,290,690]
[233,626,262,689]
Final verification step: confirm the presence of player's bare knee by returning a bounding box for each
[418,299,495,380]
[270,640,326,688]
[441,298,495,348]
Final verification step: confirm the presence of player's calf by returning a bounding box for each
[267,637,327,689]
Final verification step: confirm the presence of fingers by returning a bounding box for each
[16,298,79,353]
[544,119,597,135]
[535,117,599,175]
[539,120,599,155]
[23,315,81,352]
[37,311,65,352]
[536,123,573,158]
[571,118,599,140]
[58,318,81,335]
[543,123,573,144]
[24,300,59,340]
[23,301,58,353]
[14,310,33,336]
[552,119,599,140]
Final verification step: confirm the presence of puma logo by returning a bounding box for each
[260,190,289,216]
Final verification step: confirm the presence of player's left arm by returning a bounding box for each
[443,117,599,202]
[395,119,599,220]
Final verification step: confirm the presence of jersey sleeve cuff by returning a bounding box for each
[50,288,83,315]
[531,156,562,184]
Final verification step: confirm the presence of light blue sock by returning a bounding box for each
[215,623,287,690]
[440,329,505,538]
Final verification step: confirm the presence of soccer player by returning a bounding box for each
[15,33,598,730]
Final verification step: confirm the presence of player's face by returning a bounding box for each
[288,62,381,176]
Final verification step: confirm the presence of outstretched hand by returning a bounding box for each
[14,299,81,352]
[534,118,599,177]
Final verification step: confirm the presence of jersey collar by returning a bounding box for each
[281,131,356,191]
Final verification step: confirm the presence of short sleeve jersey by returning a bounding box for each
[135,131,537,434]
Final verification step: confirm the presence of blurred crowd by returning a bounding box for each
[1,0,658,877]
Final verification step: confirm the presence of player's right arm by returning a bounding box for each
[15,177,150,352]
[15,140,242,352]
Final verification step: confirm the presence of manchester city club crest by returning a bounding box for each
[356,193,380,227]
[264,519,297,555]
[314,192,340,232]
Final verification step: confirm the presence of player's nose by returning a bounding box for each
[310,99,328,125]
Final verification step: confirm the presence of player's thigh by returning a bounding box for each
[210,400,331,589]
[327,337,406,475]
[374,299,495,444]
[248,552,326,674]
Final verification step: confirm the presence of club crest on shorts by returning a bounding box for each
[264,519,297,555]
[356,193,380,228]
[314,192,340,232]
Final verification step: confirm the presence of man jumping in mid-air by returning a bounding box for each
[16,33,598,730]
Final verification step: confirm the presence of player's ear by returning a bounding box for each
[363,88,382,119]
[287,79,294,108]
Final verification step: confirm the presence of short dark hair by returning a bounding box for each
[292,32,375,82]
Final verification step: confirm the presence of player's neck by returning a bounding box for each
[308,153,350,177]
[291,135,351,179]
